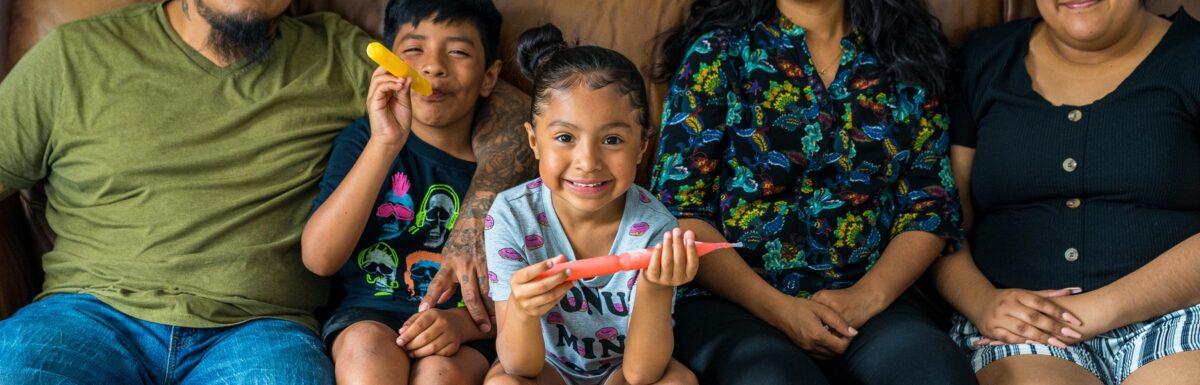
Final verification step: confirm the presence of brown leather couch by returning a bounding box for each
[1,0,1196,319]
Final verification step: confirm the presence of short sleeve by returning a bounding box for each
[949,33,991,149]
[485,195,530,301]
[310,119,371,214]
[650,31,737,226]
[0,29,64,189]
[331,15,375,112]
[891,90,962,245]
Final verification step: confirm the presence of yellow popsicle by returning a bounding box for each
[366,42,433,96]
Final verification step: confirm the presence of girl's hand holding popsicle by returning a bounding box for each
[508,255,573,319]
[534,238,739,281]
[641,228,700,288]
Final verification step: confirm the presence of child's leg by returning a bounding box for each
[483,361,569,385]
[410,347,490,385]
[606,359,698,385]
[331,320,412,384]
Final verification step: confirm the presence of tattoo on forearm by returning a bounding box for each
[441,82,538,261]
[469,81,538,198]
[181,0,191,20]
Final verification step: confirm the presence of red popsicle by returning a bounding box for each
[535,241,741,281]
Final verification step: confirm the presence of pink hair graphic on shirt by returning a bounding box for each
[391,172,410,198]
[376,173,415,220]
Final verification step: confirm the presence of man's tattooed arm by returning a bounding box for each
[420,80,535,332]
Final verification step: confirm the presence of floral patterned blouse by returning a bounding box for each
[651,11,961,297]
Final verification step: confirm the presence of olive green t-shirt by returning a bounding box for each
[0,3,374,331]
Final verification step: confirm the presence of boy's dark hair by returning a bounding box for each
[516,23,650,136]
[383,0,503,64]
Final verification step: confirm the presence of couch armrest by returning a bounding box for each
[0,193,39,319]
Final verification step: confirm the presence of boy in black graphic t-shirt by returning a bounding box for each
[301,0,503,383]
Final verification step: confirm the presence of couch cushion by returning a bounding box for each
[6,0,154,73]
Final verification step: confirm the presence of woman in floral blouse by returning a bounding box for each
[650,0,974,384]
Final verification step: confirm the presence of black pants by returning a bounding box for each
[672,296,977,385]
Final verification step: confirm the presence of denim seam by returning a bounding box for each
[164,326,178,385]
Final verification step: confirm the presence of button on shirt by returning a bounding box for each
[951,10,1200,291]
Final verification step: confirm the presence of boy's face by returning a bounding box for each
[527,83,647,218]
[392,18,501,130]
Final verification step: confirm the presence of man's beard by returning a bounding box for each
[194,0,275,65]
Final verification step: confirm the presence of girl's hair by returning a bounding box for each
[516,24,650,136]
[654,0,952,98]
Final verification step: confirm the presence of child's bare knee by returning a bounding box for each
[411,356,467,385]
[330,321,399,359]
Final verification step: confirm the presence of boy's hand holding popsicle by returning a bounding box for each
[364,42,430,150]
[365,64,413,150]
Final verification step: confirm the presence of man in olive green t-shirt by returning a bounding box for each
[0,0,372,382]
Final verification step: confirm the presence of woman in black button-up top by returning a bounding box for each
[934,0,1200,384]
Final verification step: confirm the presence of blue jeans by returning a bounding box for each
[0,294,333,385]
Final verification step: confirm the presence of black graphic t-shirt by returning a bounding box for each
[313,118,475,315]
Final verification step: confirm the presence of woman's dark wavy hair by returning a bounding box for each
[655,0,952,98]
[516,23,651,136]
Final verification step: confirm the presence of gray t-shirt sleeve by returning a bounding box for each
[485,192,530,302]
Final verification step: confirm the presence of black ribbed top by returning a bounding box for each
[951,9,1200,291]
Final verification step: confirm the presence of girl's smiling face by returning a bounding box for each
[526,82,647,219]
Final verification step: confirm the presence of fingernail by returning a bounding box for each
[564,268,572,277]
[396,338,406,346]
[1068,287,1082,294]
[1024,339,1038,345]
[481,323,492,333]
[988,341,1005,346]
[1061,327,1082,339]
[848,327,859,336]
[664,232,671,241]
[418,303,430,312]
[1049,337,1067,349]
[547,259,555,268]
[1063,312,1082,326]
